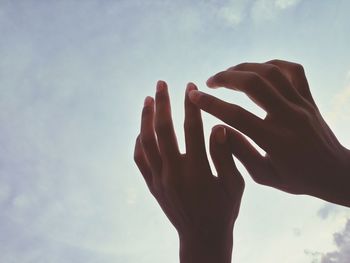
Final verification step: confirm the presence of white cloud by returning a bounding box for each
[318,203,341,220]
[327,85,350,123]
[325,71,350,147]
[215,0,304,27]
[217,0,249,26]
[251,0,303,22]
[275,0,302,9]
[320,219,350,263]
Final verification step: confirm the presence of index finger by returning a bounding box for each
[188,90,272,151]
[207,70,292,114]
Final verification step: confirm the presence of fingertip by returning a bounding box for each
[206,76,217,88]
[212,125,226,144]
[186,82,197,93]
[144,96,154,107]
[188,90,202,103]
[157,80,167,93]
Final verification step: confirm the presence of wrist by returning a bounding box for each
[317,146,350,207]
[179,230,233,263]
[336,147,350,206]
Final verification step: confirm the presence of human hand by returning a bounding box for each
[188,60,350,207]
[134,81,245,263]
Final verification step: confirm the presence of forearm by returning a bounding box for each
[179,232,233,263]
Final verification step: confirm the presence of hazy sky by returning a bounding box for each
[0,0,350,262]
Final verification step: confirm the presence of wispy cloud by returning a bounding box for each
[251,0,302,22]
[320,219,350,263]
[214,0,304,26]
[327,85,350,124]
[275,0,302,9]
[318,203,341,220]
[216,0,250,26]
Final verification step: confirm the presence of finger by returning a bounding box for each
[134,135,154,191]
[184,82,209,164]
[140,96,162,174]
[155,80,180,166]
[266,59,316,106]
[188,90,272,151]
[228,62,302,105]
[224,126,278,187]
[206,70,291,114]
[209,125,245,198]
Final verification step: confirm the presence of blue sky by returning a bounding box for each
[0,0,350,262]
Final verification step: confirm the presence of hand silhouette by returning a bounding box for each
[134,81,245,263]
[189,60,350,207]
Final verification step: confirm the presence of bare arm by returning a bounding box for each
[134,81,245,262]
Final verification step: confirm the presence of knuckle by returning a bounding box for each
[133,150,142,163]
[266,59,282,65]
[292,63,305,75]
[265,65,282,79]
[291,107,314,124]
[233,62,249,70]
[244,72,265,92]
[302,101,317,115]
[246,72,263,87]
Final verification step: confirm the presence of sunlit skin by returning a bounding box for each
[134,81,244,263]
[189,59,350,207]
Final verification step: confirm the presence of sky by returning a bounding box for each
[0,0,350,262]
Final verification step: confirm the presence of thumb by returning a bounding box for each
[210,125,245,197]
[224,126,277,187]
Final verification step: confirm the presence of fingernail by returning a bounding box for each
[206,76,215,87]
[157,80,167,93]
[186,82,197,93]
[144,96,153,107]
[188,90,203,103]
[214,126,226,144]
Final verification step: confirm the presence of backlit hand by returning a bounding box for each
[189,60,350,207]
[134,81,245,263]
